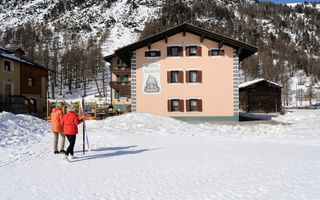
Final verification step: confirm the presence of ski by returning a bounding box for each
[80,98,90,154]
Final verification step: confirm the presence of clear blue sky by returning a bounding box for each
[259,0,319,3]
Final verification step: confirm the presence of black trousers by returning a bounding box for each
[65,135,76,156]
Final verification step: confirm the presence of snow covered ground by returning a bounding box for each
[0,109,320,200]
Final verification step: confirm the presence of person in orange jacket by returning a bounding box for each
[49,102,65,154]
[61,104,83,160]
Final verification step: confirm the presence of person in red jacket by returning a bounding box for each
[49,102,65,154]
[61,104,83,159]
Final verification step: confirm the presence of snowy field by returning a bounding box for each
[0,109,320,200]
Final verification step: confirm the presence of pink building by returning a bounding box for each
[105,23,257,121]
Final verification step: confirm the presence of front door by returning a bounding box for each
[29,98,37,113]
[4,84,11,103]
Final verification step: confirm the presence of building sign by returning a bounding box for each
[142,62,161,94]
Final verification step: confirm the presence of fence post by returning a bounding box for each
[94,101,97,119]
[78,100,81,117]
[63,100,65,114]
[47,100,49,121]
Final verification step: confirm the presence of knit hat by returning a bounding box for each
[56,102,63,108]
[67,104,75,112]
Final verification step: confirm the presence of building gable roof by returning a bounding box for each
[105,23,258,65]
[239,78,282,89]
[0,46,48,71]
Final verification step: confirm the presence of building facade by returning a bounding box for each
[0,47,48,113]
[105,23,257,121]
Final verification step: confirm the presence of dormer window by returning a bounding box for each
[209,49,225,57]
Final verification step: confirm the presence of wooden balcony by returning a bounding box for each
[110,81,131,98]
[110,81,131,88]
[110,65,131,73]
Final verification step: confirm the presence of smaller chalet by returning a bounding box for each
[0,46,48,114]
[239,79,282,113]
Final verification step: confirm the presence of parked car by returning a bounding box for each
[312,103,320,109]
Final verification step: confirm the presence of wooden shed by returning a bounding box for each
[239,79,282,113]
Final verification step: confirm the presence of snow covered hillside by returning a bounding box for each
[0,110,320,199]
[0,0,160,55]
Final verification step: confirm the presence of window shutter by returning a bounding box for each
[186,47,189,56]
[157,51,161,57]
[167,71,171,83]
[114,90,119,99]
[219,50,224,56]
[186,71,190,83]
[197,99,202,112]
[186,100,190,112]
[168,100,172,112]
[145,51,149,57]
[178,71,183,83]
[197,71,202,83]
[179,100,184,112]
[167,47,171,56]
[208,50,213,56]
[178,47,183,56]
[197,46,202,56]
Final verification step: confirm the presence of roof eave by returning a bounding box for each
[110,23,258,64]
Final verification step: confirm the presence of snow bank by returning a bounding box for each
[1,109,319,148]
[87,110,320,139]
[0,112,50,147]
[88,112,198,136]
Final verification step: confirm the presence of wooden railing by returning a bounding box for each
[110,65,131,73]
[110,81,131,98]
[110,81,131,87]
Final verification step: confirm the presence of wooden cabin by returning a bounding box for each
[239,79,281,113]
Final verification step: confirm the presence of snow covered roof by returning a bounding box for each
[239,78,282,88]
[106,23,258,65]
[0,46,48,71]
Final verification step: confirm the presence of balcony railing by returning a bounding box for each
[110,81,131,88]
[110,65,131,73]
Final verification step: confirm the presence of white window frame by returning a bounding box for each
[186,69,201,85]
[168,69,183,85]
[145,48,160,59]
[168,44,182,58]
[209,48,224,58]
[190,99,198,112]
[186,44,201,58]
[28,78,33,86]
[3,60,14,73]
[189,71,197,83]
[186,97,202,113]
[168,97,183,113]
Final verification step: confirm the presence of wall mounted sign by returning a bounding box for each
[142,62,161,95]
